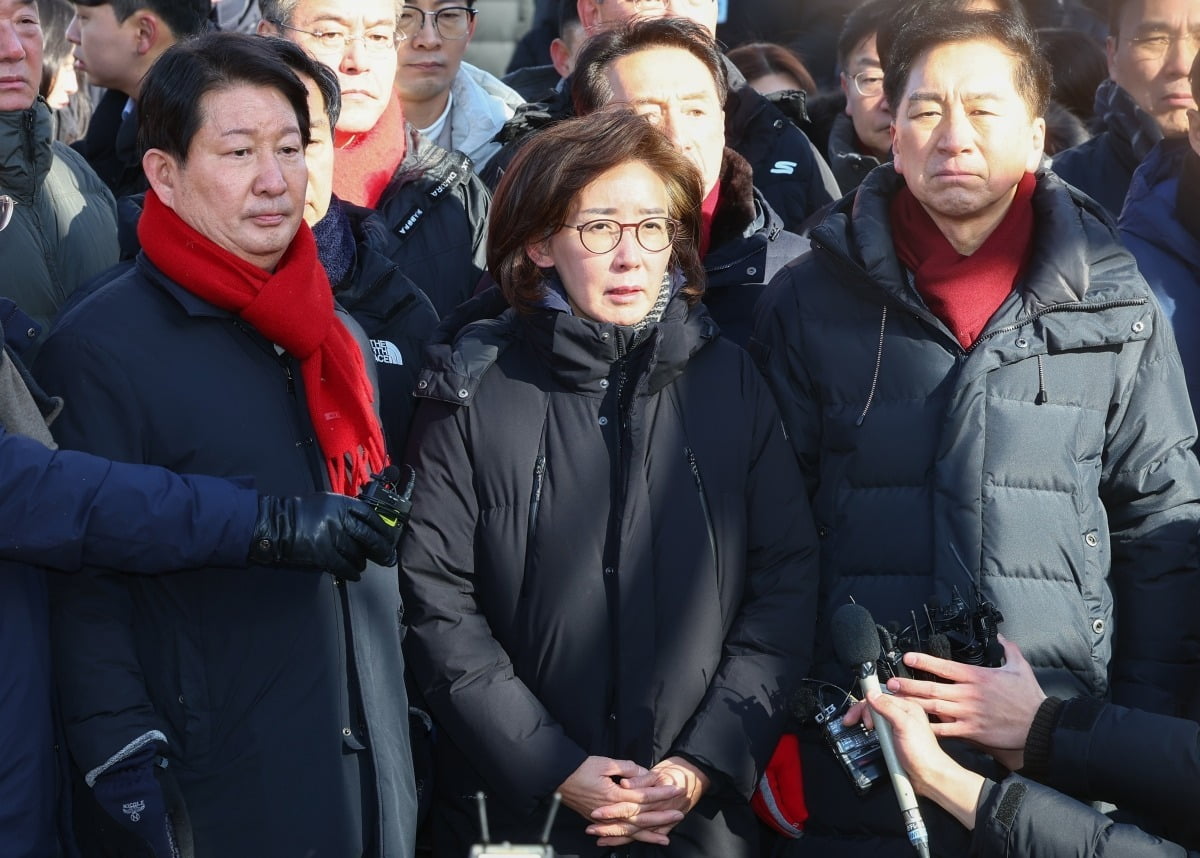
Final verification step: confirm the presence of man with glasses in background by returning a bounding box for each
[394,0,522,171]
[1051,0,1200,215]
[260,0,492,317]
[825,0,893,191]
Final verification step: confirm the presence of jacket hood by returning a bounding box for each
[415,285,718,405]
[0,100,52,202]
[446,61,523,165]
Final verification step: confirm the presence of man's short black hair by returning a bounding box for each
[837,0,894,72]
[138,31,311,163]
[884,10,1051,118]
[71,0,211,38]
[572,16,729,115]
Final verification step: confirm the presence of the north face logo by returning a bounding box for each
[122,800,146,822]
[372,340,404,366]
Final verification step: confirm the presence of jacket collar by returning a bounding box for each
[1092,78,1164,169]
[0,99,52,202]
[813,164,1145,317]
[387,127,474,202]
[415,286,718,404]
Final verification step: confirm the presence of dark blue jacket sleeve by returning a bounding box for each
[0,425,257,572]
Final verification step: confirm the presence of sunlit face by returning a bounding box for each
[0,0,41,112]
[526,160,674,326]
[890,39,1045,243]
[145,85,308,271]
[66,2,139,93]
[840,34,892,160]
[602,46,725,196]
[300,76,335,226]
[281,0,399,136]
[45,56,78,109]
[1107,0,1200,136]
[395,0,475,123]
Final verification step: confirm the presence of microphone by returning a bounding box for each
[832,603,932,858]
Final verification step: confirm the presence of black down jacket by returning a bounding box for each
[399,289,820,857]
[751,165,1200,857]
[34,257,418,858]
[972,697,1200,857]
[374,130,491,318]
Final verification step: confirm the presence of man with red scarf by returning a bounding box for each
[752,9,1200,858]
[34,32,417,858]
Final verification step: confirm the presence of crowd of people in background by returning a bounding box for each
[3,0,1200,856]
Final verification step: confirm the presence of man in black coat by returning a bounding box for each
[752,9,1200,857]
[68,0,210,200]
[1050,0,1200,215]
[35,33,417,857]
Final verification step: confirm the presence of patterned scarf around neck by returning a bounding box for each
[138,190,387,495]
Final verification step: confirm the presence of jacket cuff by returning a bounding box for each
[1020,696,1063,780]
[84,730,167,787]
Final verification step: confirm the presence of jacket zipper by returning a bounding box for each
[686,447,718,567]
[519,455,546,600]
[963,298,1148,354]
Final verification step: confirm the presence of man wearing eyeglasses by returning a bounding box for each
[394,0,523,171]
[0,0,116,359]
[823,0,893,192]
[260,0,491,317]
[1051,0,1200,215]
[67,0,211,199]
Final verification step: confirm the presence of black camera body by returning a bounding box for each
[821,590,1004,793]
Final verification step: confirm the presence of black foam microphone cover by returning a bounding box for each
[831,603,883,670]
[927,633,953,661]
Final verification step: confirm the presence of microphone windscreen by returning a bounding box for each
[831,603,882,670]
[927,633,953,661]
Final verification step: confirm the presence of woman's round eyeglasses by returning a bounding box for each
[562,217,679,254]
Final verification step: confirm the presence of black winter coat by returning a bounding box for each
[336,203,440,462]
[972,698,1200,857]
[34,258,417,858]
[374,131,491,318]
[702,150,808,347]
[399,290,820,857]
[751,166,1200,857]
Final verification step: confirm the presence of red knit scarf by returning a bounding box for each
[332,92,408,208]
[890,172,1037,349]
[138,190,387,496]
[698,180,722,258]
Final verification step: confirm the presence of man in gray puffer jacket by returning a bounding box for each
[753,9,1200,858]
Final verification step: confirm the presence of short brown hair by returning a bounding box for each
[488,107,706,315]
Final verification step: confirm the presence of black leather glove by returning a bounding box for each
[249,493,398,579]
[92,743,180,858]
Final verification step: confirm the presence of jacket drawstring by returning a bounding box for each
[1035,354,1048,404]
[857,306,887,427]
